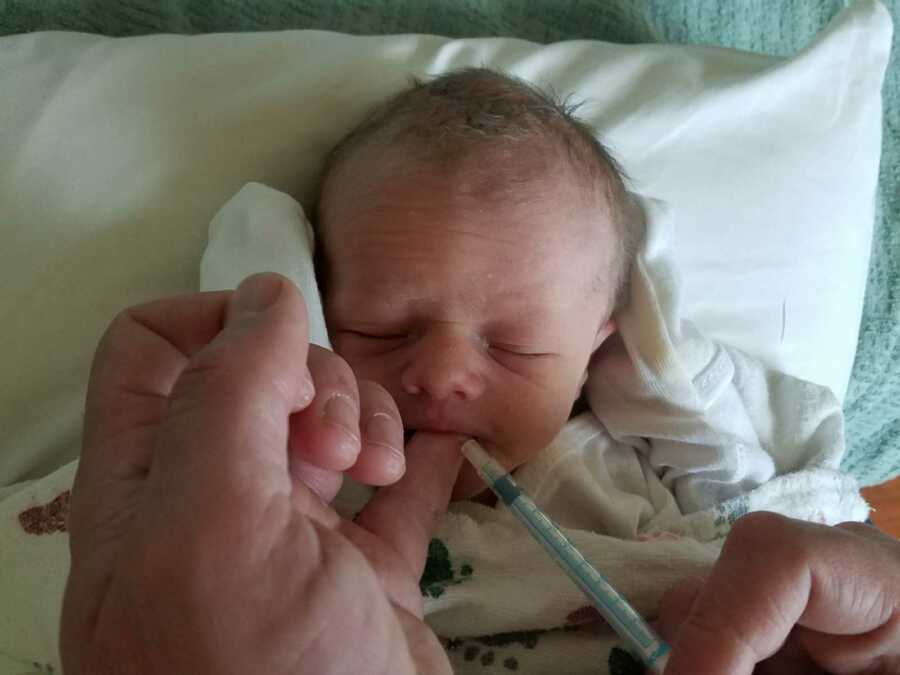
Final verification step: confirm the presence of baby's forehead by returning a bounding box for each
[329,143,615,245]
[325,174,617,315]
[331,133,612,219]
[343,162,604,250]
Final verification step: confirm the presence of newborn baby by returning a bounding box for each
[314,67,637,499]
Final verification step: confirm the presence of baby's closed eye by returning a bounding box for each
[347,330,409,340]
[486,344,558,374]
[335,329,411,355]
[487,342,551,358]
[336,328,554,363]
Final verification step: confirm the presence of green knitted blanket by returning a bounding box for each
[2,0,897,485]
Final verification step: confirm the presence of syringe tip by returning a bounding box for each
[461,439,491,468]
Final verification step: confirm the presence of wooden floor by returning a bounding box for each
[861,476,900,538]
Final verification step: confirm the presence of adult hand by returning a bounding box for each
[659,511,900,674]
[61,272,462,675]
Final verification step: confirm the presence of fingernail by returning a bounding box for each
[365,413,402,452]
[233,273,282,317]
[322,394,360,443]
[384,446,406,479]
[299,367,315,406]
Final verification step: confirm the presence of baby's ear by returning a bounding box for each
[592,317,617,352]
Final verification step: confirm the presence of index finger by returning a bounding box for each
[354,432,465,578]
[83,288,232,455]
[83,275,313,511]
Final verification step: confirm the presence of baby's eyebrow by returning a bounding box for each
[487,312,561,336]
[331,289,402,314]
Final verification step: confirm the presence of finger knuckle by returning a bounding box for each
[725,512,801,563]
[728,511,792,547]
[333,366,359,395]
[358,378,385,396]
[89,310,145,381]
[96,308,134,352]
[165,346,249,424]
[360,379,399,410]
[835,520,876,536]
[311,347,358,389]
[679,611,761,664]
[171,350,228,397]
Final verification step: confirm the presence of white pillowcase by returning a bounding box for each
[0,1,889,489]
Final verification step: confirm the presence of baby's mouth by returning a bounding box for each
[404,427,481,445]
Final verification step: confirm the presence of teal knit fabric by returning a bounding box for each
[1,0,897,484]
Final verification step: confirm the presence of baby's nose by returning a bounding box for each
[400,331,486,401]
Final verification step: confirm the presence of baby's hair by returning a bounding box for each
[316,67,640,315]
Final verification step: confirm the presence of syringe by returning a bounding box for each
[461,440,670,674]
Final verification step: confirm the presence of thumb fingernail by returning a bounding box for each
[232,273,283,319]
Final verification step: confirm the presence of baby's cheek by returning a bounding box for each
[500,381,576,455]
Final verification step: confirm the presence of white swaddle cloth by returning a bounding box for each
[0,182,868,674]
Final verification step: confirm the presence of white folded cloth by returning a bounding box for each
[587,197,853,514]
[200,182,332,350]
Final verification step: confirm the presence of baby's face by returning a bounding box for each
[320,160,616,499]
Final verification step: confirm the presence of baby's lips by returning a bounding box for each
[404,431,471,468]
[404,426,477,446]
[405,429,471,448]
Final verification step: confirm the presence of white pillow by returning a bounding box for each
[0,1,889,489]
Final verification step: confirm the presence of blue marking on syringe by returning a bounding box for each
[467,444,671,673]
